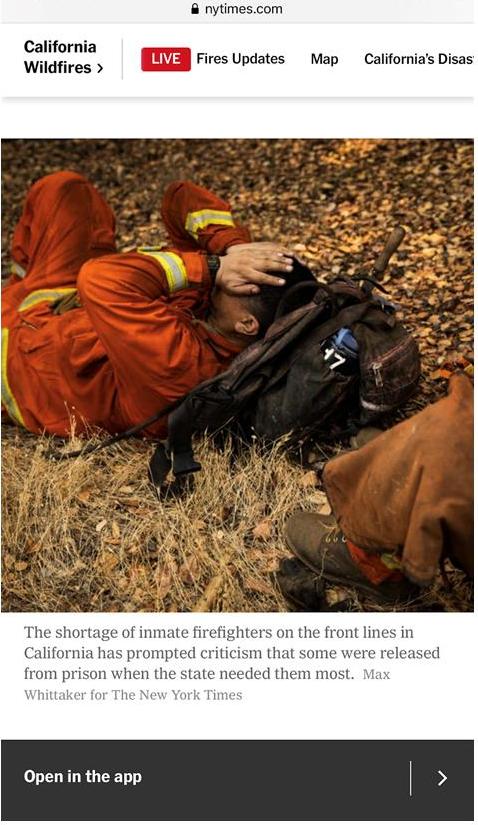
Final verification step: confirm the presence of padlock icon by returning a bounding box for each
[191,2,199,13]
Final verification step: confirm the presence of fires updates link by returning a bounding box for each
[22,40,103,74]
[197,51,285,65]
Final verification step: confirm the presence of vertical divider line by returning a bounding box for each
[409,760,413,797]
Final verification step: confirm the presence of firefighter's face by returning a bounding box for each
[209,288,260,341]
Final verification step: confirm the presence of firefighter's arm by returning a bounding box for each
[77,252,216,421]
[162,180,251,253]
[163,181,296,276]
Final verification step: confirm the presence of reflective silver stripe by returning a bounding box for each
[11,261,26,278]
[18,288,77,313]
[185,209,234,240]
[137,248,188,293]
[1,327,25,426]
[360,398,394,412]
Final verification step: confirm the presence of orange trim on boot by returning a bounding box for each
[346,541,404,586]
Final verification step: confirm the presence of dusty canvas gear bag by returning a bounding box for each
[149,227,420,489]
[149,275,420,491]
[49,227,420,487]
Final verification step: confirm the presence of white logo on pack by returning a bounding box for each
[323,347,346,371]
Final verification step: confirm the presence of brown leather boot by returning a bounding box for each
[284,511,420,605]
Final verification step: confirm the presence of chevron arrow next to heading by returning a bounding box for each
[437,770,448,787]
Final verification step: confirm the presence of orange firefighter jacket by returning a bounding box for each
[1,174,250,437]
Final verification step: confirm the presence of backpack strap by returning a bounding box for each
[148,441,172,488]
[148,440,200,498]
[148,400,203,491]
[274,281,337,320]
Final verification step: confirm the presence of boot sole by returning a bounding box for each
[285,535,418,607]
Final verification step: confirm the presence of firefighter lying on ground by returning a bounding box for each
[2,172,311,437]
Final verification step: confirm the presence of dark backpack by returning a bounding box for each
[51,227,420,487]
[149,276,420,490]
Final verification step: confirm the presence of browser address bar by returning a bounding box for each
[1,0,474,24]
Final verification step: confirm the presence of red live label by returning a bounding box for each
[141,48,191,71]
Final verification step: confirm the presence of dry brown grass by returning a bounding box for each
[1,427,322,612]
[1,426,472,612]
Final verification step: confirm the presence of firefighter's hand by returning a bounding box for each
[216,243,295,296]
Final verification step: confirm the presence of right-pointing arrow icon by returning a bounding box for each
[437,770,448,787]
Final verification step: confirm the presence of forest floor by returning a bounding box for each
[1,138,473,612]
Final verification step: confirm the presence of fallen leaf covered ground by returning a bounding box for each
[1,139,473,612]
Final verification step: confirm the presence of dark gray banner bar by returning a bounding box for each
[1,739,474,821]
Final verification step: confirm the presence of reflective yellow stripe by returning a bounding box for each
[1,328,25,426]
[137,248,188,293]
[11,261,26,278]
[18,288,77,313]
[185,209,234,240]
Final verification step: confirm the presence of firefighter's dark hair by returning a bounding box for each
[246,258,316,336]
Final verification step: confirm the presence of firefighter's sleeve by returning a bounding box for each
[77,251,218,423]
[161,180,251,254]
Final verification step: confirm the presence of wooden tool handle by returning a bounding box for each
[373,226,406,276]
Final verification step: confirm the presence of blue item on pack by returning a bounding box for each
[322,327,359,375]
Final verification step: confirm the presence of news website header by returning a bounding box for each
[1,22,475,97]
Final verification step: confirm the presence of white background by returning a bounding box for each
[1,612,475,741]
